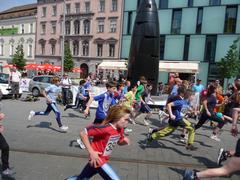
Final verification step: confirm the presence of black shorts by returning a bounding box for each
[140,103,152,113]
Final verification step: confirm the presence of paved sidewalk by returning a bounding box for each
[0,97,240,179]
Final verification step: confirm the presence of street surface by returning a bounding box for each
[0,94,240,180]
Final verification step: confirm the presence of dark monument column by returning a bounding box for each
[127,0,160,95]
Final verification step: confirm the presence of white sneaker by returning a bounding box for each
[129,118,136,125]
[77,138,86,149]
[210,134,221,142]
[59,125,68,132]
[143,119,149,126]
[28,110,35,121]
[124,128,133,134]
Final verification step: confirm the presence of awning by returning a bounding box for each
[159,61,199,73]
[98,60,127,70]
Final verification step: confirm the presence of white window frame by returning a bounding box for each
[42,7,46,17]
[52,5,57,16]
[98,20,104,33]
[109,19,117,33]
[28,44,33,57]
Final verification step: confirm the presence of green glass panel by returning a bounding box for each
[189,35,205,61]
[181,8,198,34]
[165,35,185,60]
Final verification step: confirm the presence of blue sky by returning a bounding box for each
[0,0,37,12]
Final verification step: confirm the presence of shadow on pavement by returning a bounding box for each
[26,121,66,133]
[168,167,185,177]
[192,156,216,167]
[69,139,81,148]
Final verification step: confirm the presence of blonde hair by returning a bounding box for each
[102,105,132,125]
[51,76,60,84]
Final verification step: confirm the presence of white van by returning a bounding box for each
[0,73,22,99]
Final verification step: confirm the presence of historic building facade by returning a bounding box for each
[36,0,123,78]
[0,4,37,73]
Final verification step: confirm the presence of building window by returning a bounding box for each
[204,35,217,62]
[188,0,193,7]
[51,44,55,55]
[112,0,118,11]
[127,12,132,35]
[160,35,165,60]
[97,44,103,56]
[85,2,90,13]
[42,7,46,17]
[183,35,190,61]
[75,3,80,13]
[52,5,57,16]
[51,21,56,34]
[109,44,115,57]
[98,20,104,33]
[30,23,33,33]
[41,23,46,34]
[28,44,32,57]
[65,21,71,35]
[196,7,203,34]
[66,4,71,14]
[83,20,90,34]
[73,41,79,56]
[171,9,182,34]
[21,24,24,34]
[41,44,45,55]
[99,0,105,12]
[82,41,89,56]
[10,45,14,56]
[74,20,80,34]
[0,44,3,56]
[159,0,168,9]
[209,0,221,6]
[110,19,117,33]
[224,6,237,33]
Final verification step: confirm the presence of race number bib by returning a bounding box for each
[103,135,120,156]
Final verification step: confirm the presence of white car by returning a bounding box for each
[0,73,22,99]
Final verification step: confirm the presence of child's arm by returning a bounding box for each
[84,96,94,116]
[167,102,175,120]
[118,137,130,146]
[80,130,103,167]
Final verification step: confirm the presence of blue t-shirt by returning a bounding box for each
[94,92,116,120]
[171,99,189,121]
[45,84,61,103]
[78,86,85,100]
[192,84,204,93]
[123,86,128,94]
[170,85,179,96]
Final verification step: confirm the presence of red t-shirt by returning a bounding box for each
[85,123,125,166]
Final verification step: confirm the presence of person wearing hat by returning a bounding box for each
[60,74,72,106]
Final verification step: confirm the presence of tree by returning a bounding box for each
[64,43,74,72]
[12,44,26,70]
[217,37,240,85]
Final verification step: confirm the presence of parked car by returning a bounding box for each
[28,75,54,97]
[0,72,22,99]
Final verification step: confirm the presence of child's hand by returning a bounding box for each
[0,125,4,133]
[89,151,103,168]
[124,137,130,145]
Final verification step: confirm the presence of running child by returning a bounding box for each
[84,81,117,124]
[28,76,68,132]
[66,105,131,180]
[147,87,197,150]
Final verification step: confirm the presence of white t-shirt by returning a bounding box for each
[11,71,21,82]
[61,78,72,88]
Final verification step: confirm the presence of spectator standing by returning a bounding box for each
[60,74,72,106]
[10,67,21,100]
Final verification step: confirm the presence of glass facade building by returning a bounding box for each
[121,0,240,86]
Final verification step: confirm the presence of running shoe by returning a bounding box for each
[2,168,15,177]
[124,128,133,134]
[148,127,153,134]
[143,119,149,126]
[186,144,198,151]
[217,148,227,166]
[129,118,136,125]
[210,134,221,142]
[183,169,199,180]
[77,138,86,149]
[147,131,153,143]
[65,176,78,180]
[28,110,35,121]
[59,125,68,132]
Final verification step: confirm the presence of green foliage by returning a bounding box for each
[64,43,74,72]
[12,44,26,70]
[217,37,240,81]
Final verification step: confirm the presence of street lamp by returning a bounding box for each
[61,0,66,77]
